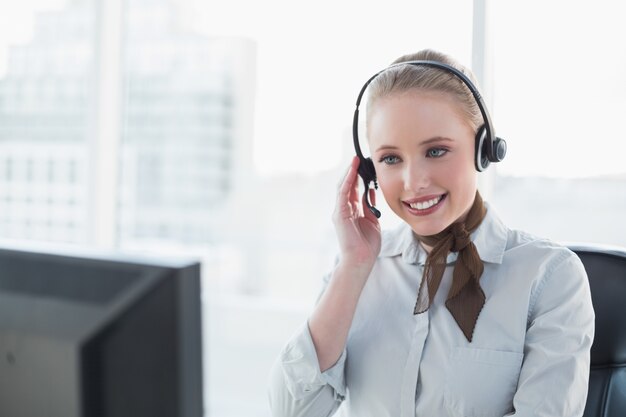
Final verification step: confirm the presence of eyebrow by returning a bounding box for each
[375,136,454,152]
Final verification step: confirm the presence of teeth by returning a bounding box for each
[409,195,442,210]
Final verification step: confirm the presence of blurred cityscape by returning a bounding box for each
[0,0,255,249]
[1,1,625,416]
[0,1,94,243]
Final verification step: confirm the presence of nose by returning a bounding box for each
[403,160,430,192]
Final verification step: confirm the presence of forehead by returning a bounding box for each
[367,90,474,144]
[369,89,468,122]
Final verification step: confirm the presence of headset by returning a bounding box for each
[352,60,507,218]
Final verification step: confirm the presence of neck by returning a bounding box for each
[420,241,434,254]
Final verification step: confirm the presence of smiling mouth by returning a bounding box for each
[404,194,447,211]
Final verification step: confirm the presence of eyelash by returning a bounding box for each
[427,147,448,158]
[378,147,449,165]
[379,155,401,165]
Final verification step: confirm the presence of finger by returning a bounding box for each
[337,156,360,205]
[336,160,352,192]
[334,158,360,220]
[348,156,362,198]
[337,156,358,194]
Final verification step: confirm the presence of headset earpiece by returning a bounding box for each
[475,125,490,172]
[358,157,377,186]
[356,156,381,218]
[475,126,508,172]
[491,137,507,163]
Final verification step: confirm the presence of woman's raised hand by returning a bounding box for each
[332,156,382,272]
[307,157,383,372]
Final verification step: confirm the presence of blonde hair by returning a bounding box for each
[366,49,483,132]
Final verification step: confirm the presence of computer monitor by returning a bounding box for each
[0,245,204,417]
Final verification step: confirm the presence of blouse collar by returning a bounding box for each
[379,202,508,266]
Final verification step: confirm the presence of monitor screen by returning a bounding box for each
[0,245,204,417]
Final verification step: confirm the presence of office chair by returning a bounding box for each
[568,244,626,417]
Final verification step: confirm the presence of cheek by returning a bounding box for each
[451,162,476,184]
[448,162,478,203]
[448,147,476,180]
[375,170,402,204]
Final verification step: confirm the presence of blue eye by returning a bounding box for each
[427,148,448,158]
[378,155,401,165]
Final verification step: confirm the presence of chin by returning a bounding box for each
[389,201,457,237]
[394,213,449,237]
[409,221,449,237]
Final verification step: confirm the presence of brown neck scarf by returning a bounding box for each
[414,191,487,342]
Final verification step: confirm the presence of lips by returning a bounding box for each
[403,193,447,215]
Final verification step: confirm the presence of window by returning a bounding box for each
[490,0,626,246]
[0,0,94,244]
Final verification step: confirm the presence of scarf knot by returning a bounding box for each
[450,223,471,252]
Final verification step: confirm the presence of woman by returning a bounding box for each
[268,49,594,417]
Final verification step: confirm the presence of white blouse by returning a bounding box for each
[268,204,595,417]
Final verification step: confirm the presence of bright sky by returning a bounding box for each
[1,0,624,179]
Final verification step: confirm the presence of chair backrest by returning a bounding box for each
[568,244,626,417]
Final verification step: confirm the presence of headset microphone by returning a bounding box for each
[364,187,381,218]
[352,60,506,219]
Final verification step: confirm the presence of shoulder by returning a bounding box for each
[503,228,588,304]
[504,228,583,274]
[498,229,593,327]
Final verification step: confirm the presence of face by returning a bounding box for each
[367,90,478,237]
